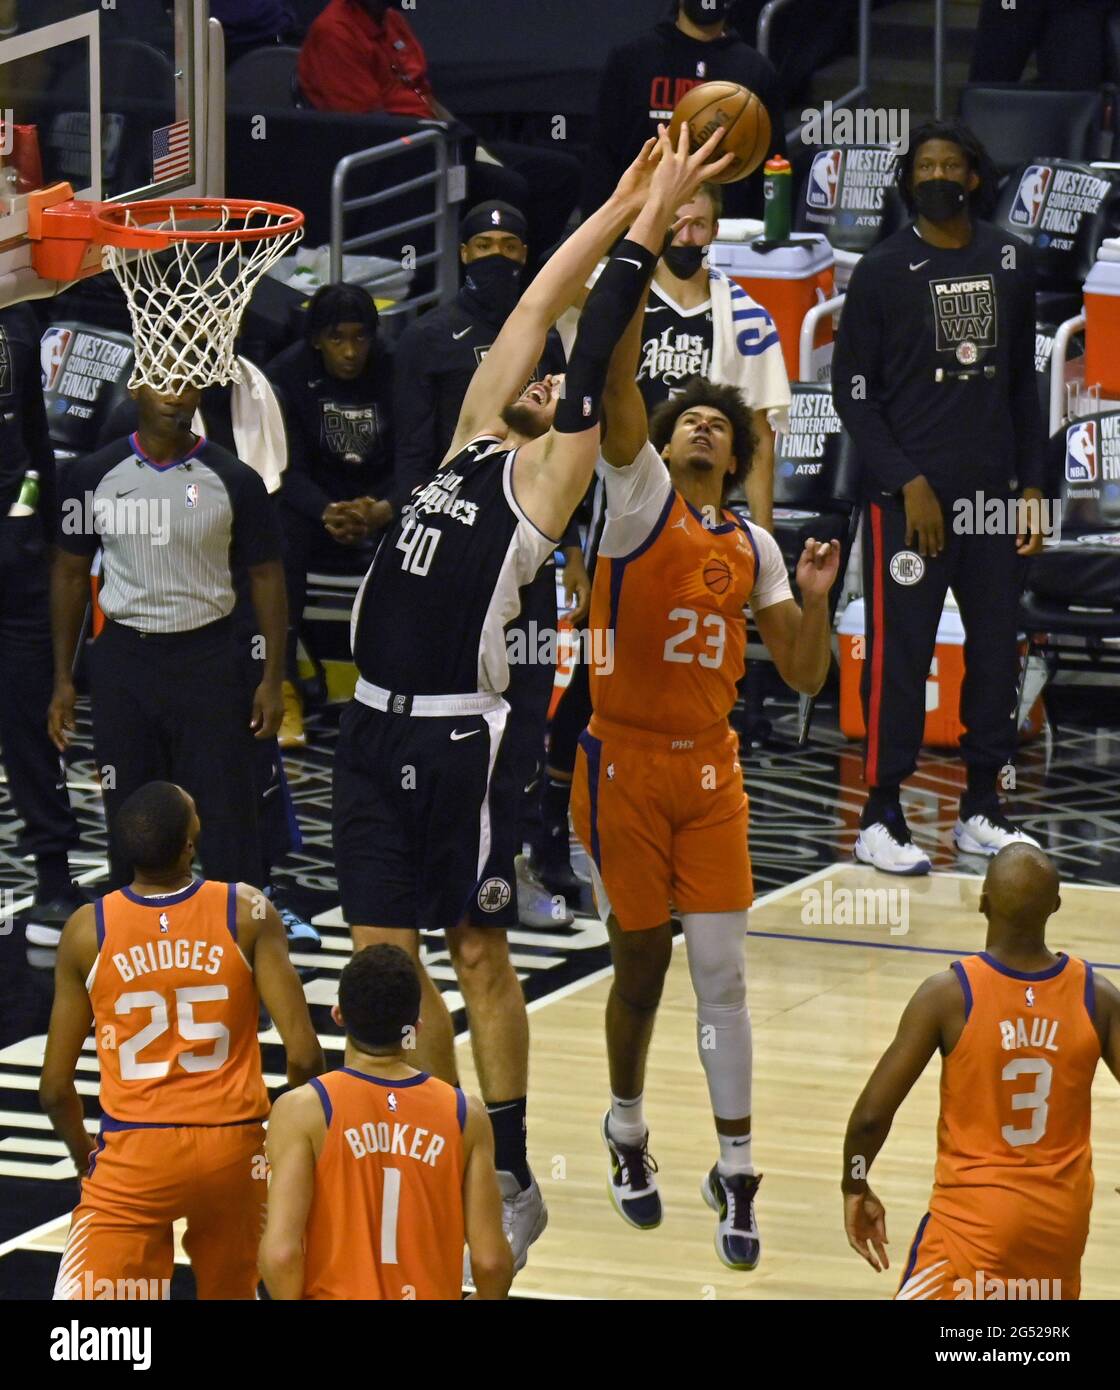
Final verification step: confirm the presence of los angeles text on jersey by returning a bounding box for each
[405,470,479,526]
[344,1118,451,1168]
[50,1322,152,1371]
[111,939,225,983]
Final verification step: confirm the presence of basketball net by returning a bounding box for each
[101,202,303,393]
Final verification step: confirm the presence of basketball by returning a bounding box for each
[703,556,733,594]
[667,81,771,184]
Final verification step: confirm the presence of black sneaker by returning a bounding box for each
[601,1111,662,1229]
[264,888,321,951]
[701,1165,762,1271]
[24,885,89,948]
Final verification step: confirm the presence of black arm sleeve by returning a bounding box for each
[831,260,923,496]
[392,320,441,504]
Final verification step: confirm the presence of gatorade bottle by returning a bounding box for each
[7,469,40,518]
[763,155,792,242]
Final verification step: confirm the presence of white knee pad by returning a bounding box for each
[682,912,752,1120]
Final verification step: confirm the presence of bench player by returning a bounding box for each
[260,944,513,1299]
[571,304,839,1266]
[40,781,323,1299]
[843,843,1120,1300]
[332,124,732,1272]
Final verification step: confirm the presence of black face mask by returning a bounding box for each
[663,244,706,280]
[681,0,729,24]
[913,178,968,224]
[460,254,524,326]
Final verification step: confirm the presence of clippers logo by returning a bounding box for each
[889,550,925,585]
[1065,420,1097,482]
[40,327,73,391]
[1009,165,1053,228]
[185,481,199,508]
[806,149,842,210]
[478,877,512,913]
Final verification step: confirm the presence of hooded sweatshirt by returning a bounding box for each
[581,19,786,221]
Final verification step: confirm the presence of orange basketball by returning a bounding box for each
[668,81,771,184]
[703,557,733,594]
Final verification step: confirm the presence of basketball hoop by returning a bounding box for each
[28,184,304,392]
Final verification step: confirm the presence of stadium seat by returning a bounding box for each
[794,144,907,255]
[957,85,1108,175]
[1018,413,1120,728]
[731,382,860,742]
[226,46,304,110]
[40,322,134,459]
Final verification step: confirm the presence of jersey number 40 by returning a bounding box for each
[396,518,441,576]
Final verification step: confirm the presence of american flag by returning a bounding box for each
[152,119,191,184]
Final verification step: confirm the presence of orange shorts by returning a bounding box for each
[896,1210,1081,1302]
[571,714,752,933]
[54,1121,268,1301]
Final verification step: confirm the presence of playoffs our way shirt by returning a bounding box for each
[831,221,1044,499]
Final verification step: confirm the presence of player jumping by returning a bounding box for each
[843,842,1120,1300]
[570,288,839,1268]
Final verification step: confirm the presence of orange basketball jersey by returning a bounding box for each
[301,1068,467,1301]
[932,952,1100,1245]
[588,442,790,734]
[88,880,268,1127]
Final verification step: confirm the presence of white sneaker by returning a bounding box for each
[954,811,1040,857]
[515,853,574,928]
[854,813,931,876]
[462,1170,549,1287]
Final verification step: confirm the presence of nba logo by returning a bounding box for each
[1009,165,1052,228]
[159,912,169,934]
[697,61,707,78]
[40,327,72,390]
[185,481,199,508]
[387,1092,398,1112]
[1025,987,1035,1007]
[1065,420,1097,482]
[806,150,842,210]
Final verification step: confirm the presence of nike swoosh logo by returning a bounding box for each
[453,327,471,340]
[450,729,479,741]
[909,260,930,270]
[618,258,644,270]
[115,488,137,497]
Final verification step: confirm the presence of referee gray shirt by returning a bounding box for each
[56,432,281,633]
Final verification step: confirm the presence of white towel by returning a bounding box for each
[192,357,288,494]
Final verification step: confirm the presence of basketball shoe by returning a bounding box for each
[854,804,931,875]
[515,854,574,928]
[464,1170,548,1285]
[601,1111,662,1229]
[954,804,1040,857]
[702,1166,762,1271]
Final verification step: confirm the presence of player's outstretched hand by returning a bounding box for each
[795,536,840,599]
[648,121,734,217]
[613,136,661,208]
[844,1188,889,1272]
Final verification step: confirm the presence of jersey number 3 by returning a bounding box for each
[663,608,726,668]
[1000,1057,1052,1147]
[115,986,230,1080]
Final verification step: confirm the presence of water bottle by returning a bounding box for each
[7,469,40,517]
[763,155,792,242]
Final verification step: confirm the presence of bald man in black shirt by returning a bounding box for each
[833,122,1047,876]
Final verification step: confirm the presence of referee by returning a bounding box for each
[48,379,287,890]
[832,121,1045,875]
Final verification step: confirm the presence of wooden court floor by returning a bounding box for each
[17,865,1119,1301]
[468,864,1120,1301]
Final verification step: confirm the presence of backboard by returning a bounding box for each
[0,0,222,306]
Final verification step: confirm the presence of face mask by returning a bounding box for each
[681,0,729,24]
[663,243,706,279]
[913,178,967,223]
[461,254,524,325]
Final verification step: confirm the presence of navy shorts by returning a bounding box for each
[333,698,519,931]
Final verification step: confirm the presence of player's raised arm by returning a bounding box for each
[442,139,659,463]
[39,906,99,1175]
[259,1086,321,1300]
[599,248,659,470]
[238,886,325,1086]
[461,1095,513,1299]
[751,537,840,696]
[841,971,961,1271]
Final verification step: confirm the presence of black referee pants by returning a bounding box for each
[860,494,1022,792]
[90,615,262,889]
[0,517,78,863]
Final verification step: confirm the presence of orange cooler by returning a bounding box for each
[837,599,1043,747]
[709,233,835,381]
[1082,257,1120,398]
